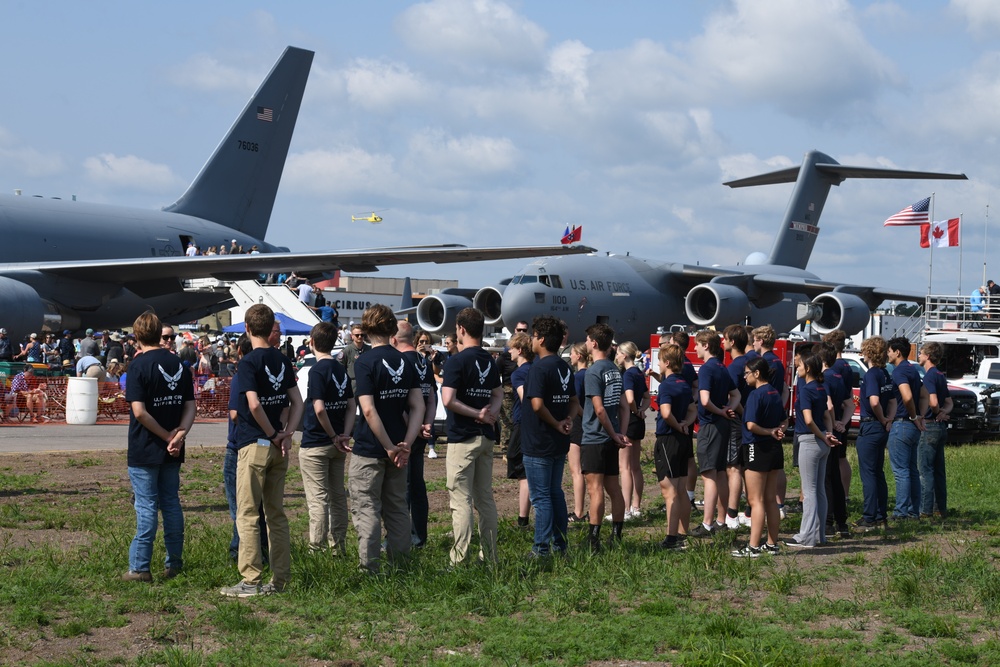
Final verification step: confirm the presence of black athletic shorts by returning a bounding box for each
[569,414,583,444]
[727,420,742,467]
[654,432,692,480]
[580,440,620,476]
[742,439,784,472]
[625,412,646,440]
[696,420,729,473]
[506,423,525,480]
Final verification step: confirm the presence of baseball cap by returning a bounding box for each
[0,328,6,335]
[86,328,94,335]
[29,333,37,339]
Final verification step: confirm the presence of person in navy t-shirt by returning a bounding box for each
[917,341,951,518]
[507,332,534,530]
[122,311,195,583]
[300,321,356,555]
[349,305,423,573]
[522,316,579,556]
[653,344,696,550]
[887,337,928,520]
[221,304,303,598]
[855,336,896,528]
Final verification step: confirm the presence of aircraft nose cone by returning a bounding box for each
[500,284,536,331]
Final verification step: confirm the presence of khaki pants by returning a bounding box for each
[446,435,498,565]
[298,445,348,552]
[236,443,291,587]
[348,454,411,572]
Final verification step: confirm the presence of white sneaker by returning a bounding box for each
[427,446,438,459]
[725,515,740,530]
[779,505,787,520]
[625,507,642,521]
[738,514,752,528]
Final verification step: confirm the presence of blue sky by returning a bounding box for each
[2,0,999,297]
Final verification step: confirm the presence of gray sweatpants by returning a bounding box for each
[793,434,829,546]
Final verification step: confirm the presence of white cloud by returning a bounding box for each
[547,40,592,102]
[83,153,179,192]
[0,127,64,178]
[167,53,262,92]
[283,148,398,198]
[687,0,902,117]
[405,129,519,184]
[343,59,431,111]
[395,0,547,70]
[950,0,1000,37]
[915,51,1000,147]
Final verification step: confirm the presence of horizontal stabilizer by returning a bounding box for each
[726,162,967,188]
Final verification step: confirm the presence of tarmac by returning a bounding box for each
[0,420,230,453]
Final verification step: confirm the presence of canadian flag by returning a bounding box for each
[920,218,960,248]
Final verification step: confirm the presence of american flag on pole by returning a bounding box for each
[883,196,930,226]
[256,106,273,122]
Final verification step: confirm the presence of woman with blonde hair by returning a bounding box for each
[854,336,896,530]
[615,341,650,520]
[567,341,591,522]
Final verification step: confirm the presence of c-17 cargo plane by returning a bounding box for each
[0,46,590,342]
[415,150,966,343]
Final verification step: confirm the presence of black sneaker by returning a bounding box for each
[783,537,814,549]
[761,542,780,555]
[837,524,851,540]
[853,518,878,531]
[731,545,762,559]
[659,537,688,551]
[689,523,714,538]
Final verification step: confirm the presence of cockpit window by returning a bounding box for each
[550,275,562,289]
[513,275,537,284]
[539,275,551,287]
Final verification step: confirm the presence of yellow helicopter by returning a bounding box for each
[351,209,387,224]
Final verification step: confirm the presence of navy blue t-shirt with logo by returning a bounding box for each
[763,350,786,395]
[522,354,575,458]
[823,368,848,422]
[403,349,437,418]
[302,357,354,448]
[126,347,195,466]
[353,345,419,458]
[236,346,297,449]
[697,356,734,426]
[443,346,501,442]
[891,359,923,420]
[794,380,829,434]
[742,383,784,445]
[510,362,531,424]
[656,373,692,436]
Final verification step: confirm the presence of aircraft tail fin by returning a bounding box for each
[725,150,966,270]
[164,46,314,240]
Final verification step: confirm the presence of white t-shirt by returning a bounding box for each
[298,283,313,304]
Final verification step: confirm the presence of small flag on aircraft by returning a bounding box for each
[883,197,931,226]
[561,225,582,244]
[256,106,273,122]
[920,218,960,248]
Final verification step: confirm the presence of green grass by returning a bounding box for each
[4,442,1000,664]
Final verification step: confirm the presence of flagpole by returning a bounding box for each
[928,193,935,295]
[958,213,964,295]
[984,201,990,288]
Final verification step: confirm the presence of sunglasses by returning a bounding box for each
[515,328,528,332]
[162,334,174,341]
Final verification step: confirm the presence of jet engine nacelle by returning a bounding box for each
[472,286,505,326]
[685,283,751,328]
[416,293,474,334]
[0,277,78,340]
[810,292,871,336]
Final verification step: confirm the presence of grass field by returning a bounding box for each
[3,439,1000,666]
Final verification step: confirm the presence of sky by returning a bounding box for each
[2,0,1000,299]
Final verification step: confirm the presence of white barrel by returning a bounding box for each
[66,377,99,425]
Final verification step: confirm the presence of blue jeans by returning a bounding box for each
[128,462,183,573]
[918,421,948,515]
[224,447,268,562]
[523,454,568,555]
[407,438,429,544]
[887,420,921,518]
[855,421,889,522]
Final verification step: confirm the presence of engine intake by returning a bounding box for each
[473,286,504,326]
[416,293,474,334]
[685,283,751,327]
[811,292,870,335]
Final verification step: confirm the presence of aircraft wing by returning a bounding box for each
[666,264,923,305]
[0,244,595,298]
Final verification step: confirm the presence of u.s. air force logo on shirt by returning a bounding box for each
[332,370,348,397]
[265,364,285,391]
[558,367,571,391]
[158,364,182,391]
[413,357,427,382]
[475,360,492,386]
[383,359,405,384]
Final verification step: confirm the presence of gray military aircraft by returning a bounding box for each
[415,150,966,342]
[0,46,591,342]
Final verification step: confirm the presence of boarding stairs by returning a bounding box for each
[228,280,321,326]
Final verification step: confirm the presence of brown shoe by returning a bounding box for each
[122,570,152,582]
[163,567,182,580]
